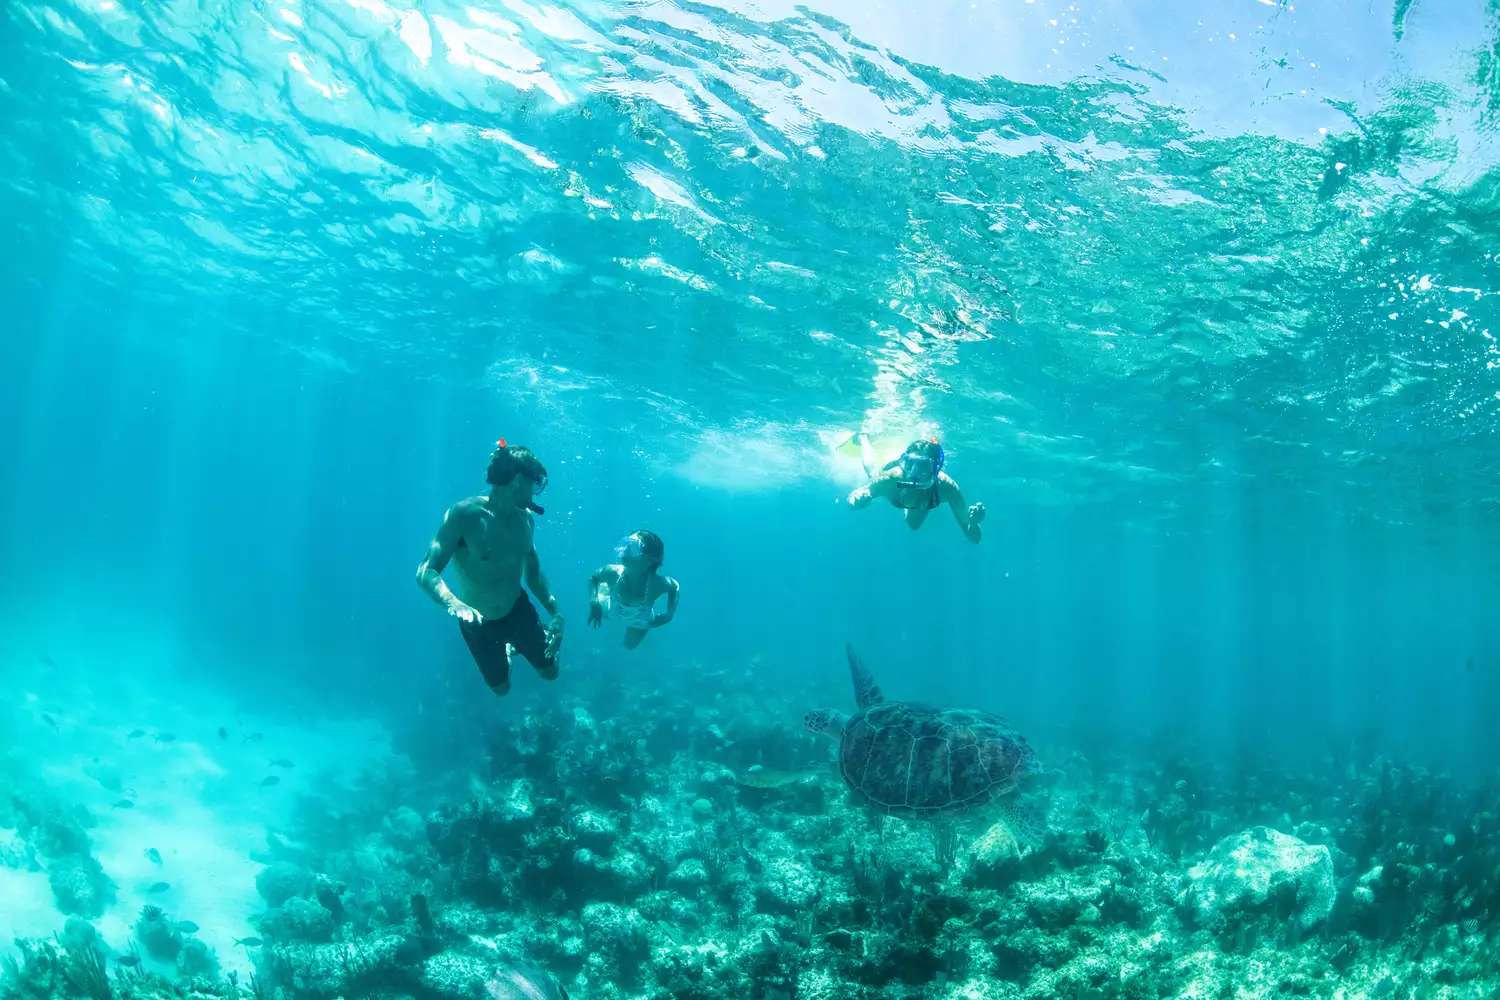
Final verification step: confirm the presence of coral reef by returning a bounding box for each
[133,907,182,962]
[1181,826,1337,936]
[8,798,114,919]
[5,663,1500,1000]
[273,665,1500,1000]
[1,940,112,1000]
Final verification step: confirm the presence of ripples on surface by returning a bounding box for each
[2,0,1498,520]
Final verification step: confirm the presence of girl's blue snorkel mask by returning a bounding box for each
[614,533,646,561]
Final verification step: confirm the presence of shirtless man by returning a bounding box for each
[416,441,564,696]
[846,436,986,543]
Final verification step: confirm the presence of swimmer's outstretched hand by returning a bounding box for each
[968,502,987,524]
[588,601,604,628]
[545,616,565,659]
[447,601,483,625]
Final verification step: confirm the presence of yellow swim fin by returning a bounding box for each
[833,431,867,459]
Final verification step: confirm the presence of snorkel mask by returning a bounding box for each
[614,533,646,561]
[889,439,945,489]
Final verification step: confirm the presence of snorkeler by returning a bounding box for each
[845,436,986,543]
[415,440,565,696]
[586,530,680,649]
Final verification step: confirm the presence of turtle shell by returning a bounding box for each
[838,703,1038,818]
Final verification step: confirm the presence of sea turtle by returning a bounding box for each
[803,643,1056,843]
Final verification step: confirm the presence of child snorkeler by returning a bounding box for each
[586,530,681,648]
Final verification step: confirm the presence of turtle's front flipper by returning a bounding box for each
[1001,797,1048,850]
[845,643,885,708]
[736,765,827,789]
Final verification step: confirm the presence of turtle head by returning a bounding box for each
[803,709,847,741]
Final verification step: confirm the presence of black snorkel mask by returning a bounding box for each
[525,471,547,515]
[522,472,547,515]
[884,440,945,489]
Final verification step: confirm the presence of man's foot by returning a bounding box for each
[489,681,511,696]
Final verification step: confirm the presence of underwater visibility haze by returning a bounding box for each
[4,0,1500,997]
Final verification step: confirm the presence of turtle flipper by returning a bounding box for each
[736,765,828,788]
[845,643,885,708]
[1000,796,1047,849]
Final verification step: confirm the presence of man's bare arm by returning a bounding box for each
[528,543,564,658]
[940,476,985,544]
[416,505,476,614]
[525,547,560,618]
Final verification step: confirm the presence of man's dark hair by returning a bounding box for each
[635,529,665,569]
[487,443,548,490]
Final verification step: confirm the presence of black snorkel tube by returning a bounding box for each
[524,500,546,515]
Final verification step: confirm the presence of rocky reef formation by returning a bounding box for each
[4,797,115,920]
[4,663,1500,1000]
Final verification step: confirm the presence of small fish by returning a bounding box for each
[269,758,294,769]
[259,776,281,789]
[176,921,199,933]
[112,799,134,810]
[117,955,141,968]
[144,848,162,865]
[39,654,57,666]
[127,729,147,740]
[147,882,171,894]
[155,733,176,743]
[233,937,263,948]
[243,733,263,744]
[218,727,228,740]
[41,713,58,729]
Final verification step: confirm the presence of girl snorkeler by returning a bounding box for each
[586,530,681,648]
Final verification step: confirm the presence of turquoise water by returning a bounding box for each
[3,0,1500,994]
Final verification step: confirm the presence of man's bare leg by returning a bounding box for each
[489,643,514,695]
